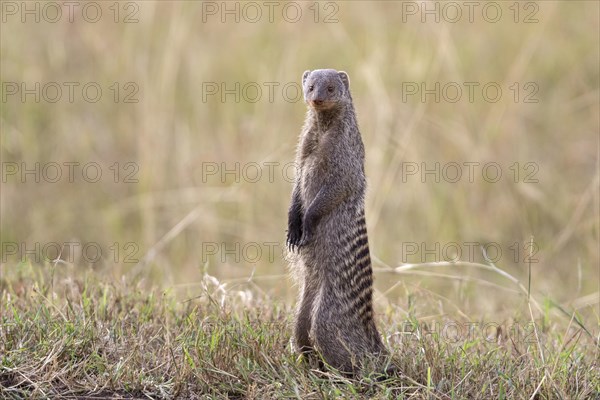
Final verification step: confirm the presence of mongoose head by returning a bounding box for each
[302,69,351,111]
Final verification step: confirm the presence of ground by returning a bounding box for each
[1,263,597,399]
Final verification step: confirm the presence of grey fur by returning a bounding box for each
[286,69,387,374]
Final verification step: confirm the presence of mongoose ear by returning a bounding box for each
[338,71,350,91]
[302,70,311,85]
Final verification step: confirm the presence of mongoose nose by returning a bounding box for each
[312,100,324,106]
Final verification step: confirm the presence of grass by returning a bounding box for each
[1,262,598,399]
[1,1,599,398]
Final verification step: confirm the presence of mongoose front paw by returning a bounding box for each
[298,227,314,248]
[286,225,303,253]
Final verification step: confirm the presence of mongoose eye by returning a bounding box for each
[327,85,334,93]
[308,85,314,92]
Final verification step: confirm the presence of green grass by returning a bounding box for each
[1,263,598,399]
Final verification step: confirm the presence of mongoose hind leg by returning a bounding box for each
[311,305,363,374]
[312,327,359,375]
[293,280,317,354]
[313,307,389,376]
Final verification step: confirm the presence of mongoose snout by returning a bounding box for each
[309,99,324,108]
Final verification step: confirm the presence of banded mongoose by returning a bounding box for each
[286,69,387,374]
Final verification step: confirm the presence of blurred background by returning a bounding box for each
[1,1,598,320]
